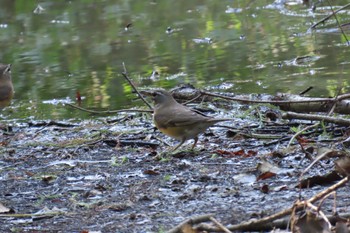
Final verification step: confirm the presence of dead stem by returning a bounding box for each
[121,62,153,110]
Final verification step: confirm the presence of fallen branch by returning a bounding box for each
[200,91,350,114]
[0,210,64,218]
[232,176,348,231]
[195,212,350,232]
[209,216,232,233]
[282,111,350,126]
[167,214,213,233]
[200,90,334,104]
[172,176,349,232]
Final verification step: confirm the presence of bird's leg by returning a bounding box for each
[191,137,198,150]
[170,139,186,152]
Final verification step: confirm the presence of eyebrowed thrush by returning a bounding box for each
[144,89,231,151]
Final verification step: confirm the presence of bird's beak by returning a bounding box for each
[139,90,153,96]
[139,90,157,102]
[139,90,156,99]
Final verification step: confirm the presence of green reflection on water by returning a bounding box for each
[0,0,349,120]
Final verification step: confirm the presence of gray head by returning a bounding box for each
[150,89,178,106]
[0,64,11,81]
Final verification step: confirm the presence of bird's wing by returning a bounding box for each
[155,107,212,128]
[0,86,13,101]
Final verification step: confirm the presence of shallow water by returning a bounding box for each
[1,0,350,120]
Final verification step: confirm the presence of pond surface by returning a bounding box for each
[1,0,350,120]
[1,2,350,232]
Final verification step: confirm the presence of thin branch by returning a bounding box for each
[65,103,152,114]
[121,62,153,110]
[282,111,350,126]
[299,86,313,96]
[326,0,349,44]
[309,3,350,30]
[326,89,341,116]
[299,150,333,182]
[317,191,336,215]
[287,123,319,148]
[167,214,213,233]
[200,90,335,104]
[198,91,350,114]
[308,176,348,203]
[287,89,341,147]
[334,93,350,101]
[209,216,232,233]
[306,201,332,230]
[183,93,203,105]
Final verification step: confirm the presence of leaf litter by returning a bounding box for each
[0,104,349,232]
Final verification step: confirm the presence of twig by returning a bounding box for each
[299,150,334,185]
[309,3,350,30]
[308,176,348,203]
[305,201,332,230]
[209,216,232,233]
[282,111,350,126]
[299,86,313,96]
[317,191,336,215]
[167,214,213,233]
[334,93,350,101]
[183,93,203,105]
[287,123,319,148]
[325,0,349,44]
[199,91,350,114]
[326,89,341,116]
[287,88,341,147]
[0,211,64,218]
[121,62,153,110]
[200,90,334,104]
[65,103,152,114]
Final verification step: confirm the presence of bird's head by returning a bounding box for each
[141,89,177,107]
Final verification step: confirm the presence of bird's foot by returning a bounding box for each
[153,151,172,161]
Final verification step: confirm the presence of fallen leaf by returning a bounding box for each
[257,172,276,181]
[143,169,160,175]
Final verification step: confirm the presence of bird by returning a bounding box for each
[0,64,13,108]
[143,89,231,151]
